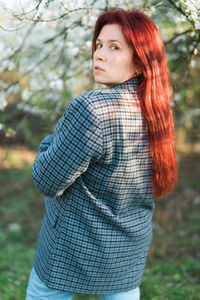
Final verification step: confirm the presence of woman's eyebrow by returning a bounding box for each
[96,38,121,44]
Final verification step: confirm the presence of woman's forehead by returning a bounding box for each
[97,24,127,44]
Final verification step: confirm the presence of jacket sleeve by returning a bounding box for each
[38,135,54,154]
[32,94,102,197]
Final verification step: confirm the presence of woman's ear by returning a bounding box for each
[135,66,142,76]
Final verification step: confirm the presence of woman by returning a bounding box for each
[26,7,177,300]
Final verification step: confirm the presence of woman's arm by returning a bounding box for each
[32,94,102,198]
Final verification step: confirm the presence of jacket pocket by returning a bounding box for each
[44,197,59,227]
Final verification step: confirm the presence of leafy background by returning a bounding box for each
[0,0,199,299]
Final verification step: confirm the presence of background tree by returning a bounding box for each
[0,0,199,148]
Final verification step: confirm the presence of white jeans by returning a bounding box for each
[26,268,140,300]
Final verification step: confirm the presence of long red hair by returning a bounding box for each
[92,8,178,199]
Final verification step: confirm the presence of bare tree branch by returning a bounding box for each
[0,23,37,62]
[0,25,25,31]
[0,51,50,95]
[19,6,104,23]
[15,0,43,19]
[165,29,194,45]
[170,34,200,72]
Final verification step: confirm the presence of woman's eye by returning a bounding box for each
[111,45,119,50]
[96,44,102,49]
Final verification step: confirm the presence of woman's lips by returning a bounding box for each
[94,66,105,72]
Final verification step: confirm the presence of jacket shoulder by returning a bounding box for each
[68,89,114,111]
[82,88,116,101]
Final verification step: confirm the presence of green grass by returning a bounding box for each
[141,258,200,300]
[0,150,200,299]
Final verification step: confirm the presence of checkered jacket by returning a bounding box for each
[32,76,155,294]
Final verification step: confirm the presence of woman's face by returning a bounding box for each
[93,24,137,87]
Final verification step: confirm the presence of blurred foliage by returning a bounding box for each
[0,0,199,149]
[173,64,200,143]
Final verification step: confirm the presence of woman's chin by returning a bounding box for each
[94,78,112,86]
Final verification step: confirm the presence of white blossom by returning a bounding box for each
[0,81,7,88]
[17,103,48,116]
[8,223,21,232]
[180,0,200,29]
[174,93,180,102]
[6,84,21,95]
[0,0,199,118]
[50,79,64,91]
[0,93,7,110]
[22,88,32,101]
[190,60,196,68]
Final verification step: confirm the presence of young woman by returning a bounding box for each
[26,7,177,300]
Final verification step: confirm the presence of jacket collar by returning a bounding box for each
[110,75,144,92]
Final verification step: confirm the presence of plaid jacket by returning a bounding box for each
[32,76,155,294]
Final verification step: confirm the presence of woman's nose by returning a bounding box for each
[94,49,106,62]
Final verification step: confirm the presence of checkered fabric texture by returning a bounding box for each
[32,76,155,294]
